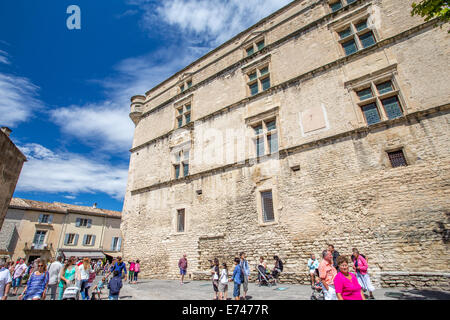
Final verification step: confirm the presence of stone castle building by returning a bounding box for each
[0,198,123,262]
[0,127,26,230]
[121,0,450,289]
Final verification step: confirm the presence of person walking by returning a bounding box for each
[231,258,242,300]
[318,250,338,300]
[108,270,122,300]
[0,258,12,300]
[113,257,127,280]
[47,256,63,300]
[211,258,220,300]
[85,268,96,299]
[178,254,188,284]
[58,257,77,300]
[334,256,365,300]
[218,263,229,300]
[76,257,93,300]
[352,248,375,299]
[128,260,135,283]
[239,252,250,300]
[19,261,49,300]
[11,258,27,296]
[133,260,140,284]
[307,254,320,288]
[328,244,340,271]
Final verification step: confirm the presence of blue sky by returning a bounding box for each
[0,0,291,211]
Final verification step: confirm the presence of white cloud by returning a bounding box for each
[0,50,10,65]
[16,143,128,200]
[131,0,292,45]
[0,71,44,127]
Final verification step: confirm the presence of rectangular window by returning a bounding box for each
[382,96,403,119]
[175,102,192,128]
[84,235,93,246]
[33,231,46,245]
[185,113,191,124]
[40,215,49,223]
[342,39,358,55]
[330,1,343,12]
[177,116,183,128]
[250,82,259,96]
[175,164,180,179]
[376,81,394,95]
[174,149,190,179]
[257,40,265,51]
[357,88,373,101]
[67,234,75,245]
[187,80,192,88]
[183,163,189,177]
[361,103,381,125]
[256,137,265,157]
[261,77,271,91]
[261,191,275,222]
[246,47,254,56]
[249,72,257,81]
[339,28,352,39]
[252,119,278,157]
[388,150,408,168]
[112,237,119,250]
[355,21,368,32]
[359,31,376,48]
[177,209,185,232]
[268,133,278,154]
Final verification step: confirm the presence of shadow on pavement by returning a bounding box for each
[384,289,450,300]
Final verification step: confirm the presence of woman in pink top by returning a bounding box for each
[333,256,365,300]
[352,248,375,299]
[133,260,140,284]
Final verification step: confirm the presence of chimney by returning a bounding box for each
[93,203,97,209]
[1,127,12,137]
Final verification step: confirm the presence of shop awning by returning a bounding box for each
[61,251,105,259]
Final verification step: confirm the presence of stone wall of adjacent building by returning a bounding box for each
[121,0,450,289]
[0,130,26,230]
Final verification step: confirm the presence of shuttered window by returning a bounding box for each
[177,209,185,232]
[261,191,275,222]
[33,231,46,245]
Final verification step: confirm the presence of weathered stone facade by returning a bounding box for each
[0,128,26,231]
[121,0,450,290]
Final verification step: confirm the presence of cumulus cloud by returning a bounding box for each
[0,67,44,127]
[130,0,292,45]
[16,143,128,200]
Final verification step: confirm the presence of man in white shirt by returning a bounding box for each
[12,258,27,295]
[47,255,63,300]
[0,258,12,300]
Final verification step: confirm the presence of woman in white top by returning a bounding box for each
[76,257,93,300]
[218,263,229,300]
[210,258,220,300]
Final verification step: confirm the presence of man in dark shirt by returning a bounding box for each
[108,271,122,300]
[328,244,340,271]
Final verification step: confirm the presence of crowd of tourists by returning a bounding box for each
[0,255,140,300]
[178,244,375,301]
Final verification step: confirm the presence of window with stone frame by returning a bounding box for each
[387,149,408,168]
[355,79,404,125]
[176,102,192,128]
[173,149,190,179]
[33,230,46,245]
[336,17,377,56]
[252,118,278,157]
[179,78,193,93]
[261,191,275,222]
[38,214,53,224]
[247,64,271,96]
[177,209,185,232]
[245,37,265,57]
[329,0,357,12]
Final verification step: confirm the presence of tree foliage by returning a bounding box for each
[411,0,450,30]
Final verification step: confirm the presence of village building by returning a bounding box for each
[121,0,450,289]
[0,127,26,230]
[0,198,123,262]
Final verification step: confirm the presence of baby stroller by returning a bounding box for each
[256,265,276,287]
[62,285,80,300]
[310,270,324,300]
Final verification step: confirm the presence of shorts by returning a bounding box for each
[218,282,228,292]
[233,282,240,298]
[212,280,219,292]
[180,268,186,275]
[25,295,42,300]
[12,277,22,288]
[322,284,337,300]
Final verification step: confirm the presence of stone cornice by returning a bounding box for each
[130,103,450,196]
[130,19,437,154]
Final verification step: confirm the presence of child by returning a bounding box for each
[231,258,242,300]
[91,277,106,300]
[218,263,229,300]
[108,271,122,300]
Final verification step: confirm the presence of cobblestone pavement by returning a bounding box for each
[7,276,450,300]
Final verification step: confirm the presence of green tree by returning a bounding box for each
[411,0,450,31]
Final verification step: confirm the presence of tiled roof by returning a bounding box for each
[9,198,122,218]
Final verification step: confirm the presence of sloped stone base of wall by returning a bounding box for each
[380,272,450,291]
